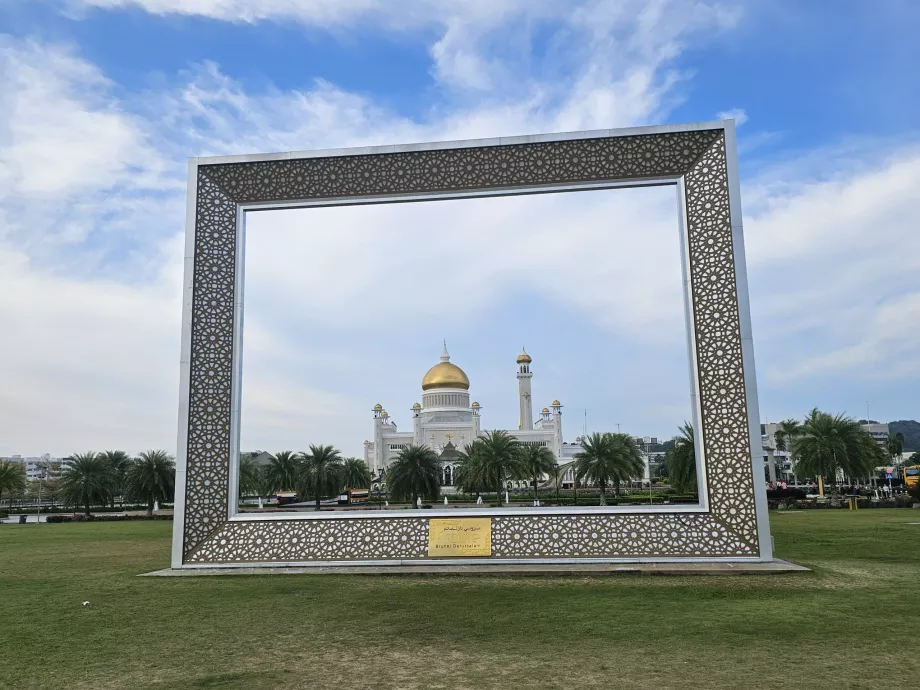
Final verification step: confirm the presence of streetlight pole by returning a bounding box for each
[647,441,653,505]
[36,463,45,524]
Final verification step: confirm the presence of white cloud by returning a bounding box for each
[243,188,682,337]
[0,37,180,286]
[716,107,748,126]
[0,38,170,200]
[0,243,182,455]
[66,0,397,25]
[2,0,918,457]
[65,0,738,109]
[0,3,720,455]
[744,145,920,382]
[780,293,920,380]
[0,39,183,456]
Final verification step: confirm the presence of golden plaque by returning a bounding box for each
[427,518,492,557]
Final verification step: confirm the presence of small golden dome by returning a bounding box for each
[412,402,421,409]
[516,348,532,364]
[541,407,550,414]
[373,403,383,410]
[552,400,561,406]
[381,410,388,417]
[421,341,470,391]
[472,401,480,408]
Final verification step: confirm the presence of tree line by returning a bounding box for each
[383,429,648,507]
[767,409,898,494]
[1,407,900,515]
[240,446,372,510]
[638,408,903,500]
[662,409,903,499]
[0,450,175,517]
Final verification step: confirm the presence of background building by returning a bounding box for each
[860,422,890,448]
[760,421,892,486]
[1,454,69,481]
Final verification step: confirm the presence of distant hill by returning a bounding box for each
[889,420,920,452]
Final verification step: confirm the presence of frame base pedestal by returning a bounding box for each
[143,559,807,577]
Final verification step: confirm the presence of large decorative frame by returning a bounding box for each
[171,121,771,569]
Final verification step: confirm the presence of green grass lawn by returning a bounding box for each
[1,511,919,690]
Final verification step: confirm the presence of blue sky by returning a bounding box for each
[1,0,918,457]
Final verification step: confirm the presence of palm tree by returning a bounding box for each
[475,430,523,502]
[125,450,176,517]
[98,450,132,507]
[454,442,488,498]
[773,418,801,484]
[385,445,441,508]
[774,419,801,455]
[342,457,373,489]
[888,432,905,465]
[264,451,301,494]
[792,409,884,496]
[59,452,112,517]
[300,445,343,511]
[0,460,26,508]
[239,454,264,497]
[666,422,697,495]
[574,432,644,505]
[519,445,556,502]
[548,463,563,504]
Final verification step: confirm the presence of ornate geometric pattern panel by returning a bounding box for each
[183,171,237,555]
[201,131,720,204]
[683,135,758,549]
[187,518,430,563]
[493,514,752,558]
[186,513,752,563]
[181,126,762,563]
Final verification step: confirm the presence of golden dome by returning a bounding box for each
[541,407,550,414]
[422,362,470,390]
[471,401,480,408]
[516,348,532,364]
[412,402,421,409]
[552,400,561,406]
[422,341,470,391]
[373,403,383,410]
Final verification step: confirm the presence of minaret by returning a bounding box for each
[372,403,385,474]
[551,400,563,459]
[411,402,423,446]
[516,348,533,430]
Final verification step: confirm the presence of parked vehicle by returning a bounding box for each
[337,488,369,505]
[274,491,298,506]
[905,465,920,489]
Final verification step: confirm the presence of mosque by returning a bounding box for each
[363,343,584,488]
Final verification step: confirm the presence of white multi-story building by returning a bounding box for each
[363,343,583,488]
[1,454,69,481]
[760,423,794,485]
[633,437,664,481]
[760,421,891,486]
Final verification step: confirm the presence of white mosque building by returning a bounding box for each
[363,343,584,488]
